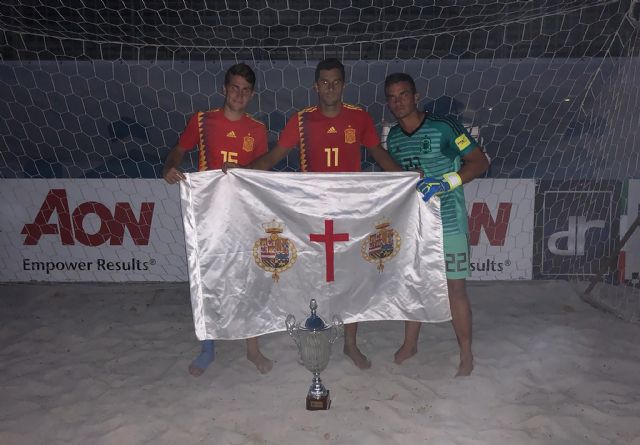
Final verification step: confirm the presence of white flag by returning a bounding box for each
[180,169,450,340]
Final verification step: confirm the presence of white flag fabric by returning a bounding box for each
[180,169,450,340]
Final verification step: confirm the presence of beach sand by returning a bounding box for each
[1,280,639,445]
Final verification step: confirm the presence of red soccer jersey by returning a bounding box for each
[277,103,381,172]
[178,109,268,171]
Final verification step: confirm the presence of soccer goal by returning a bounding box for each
[0,1,639,320]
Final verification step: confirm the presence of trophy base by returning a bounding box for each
[306,390,331,410]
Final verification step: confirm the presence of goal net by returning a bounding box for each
[0,1,639,320]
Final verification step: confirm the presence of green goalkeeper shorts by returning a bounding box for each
[443,233,471,280]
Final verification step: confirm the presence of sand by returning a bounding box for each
[1,280,639,445]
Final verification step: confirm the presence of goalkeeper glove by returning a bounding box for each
[416,172,462,202]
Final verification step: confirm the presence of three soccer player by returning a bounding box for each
[167,61,490,377]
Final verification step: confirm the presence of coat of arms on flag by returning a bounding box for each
[361,218,401,272]
[253,220,297,282]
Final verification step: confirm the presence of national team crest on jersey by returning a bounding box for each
[253,220,297,282]
[422,138,432,153]
[243,134,255,152]
[344,127,356,144]
[454,134,471,150]
[361,219,401,272]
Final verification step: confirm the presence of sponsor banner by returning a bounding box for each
[2,177,535,283]
[621,179,640,282]
[534,180,621,278]
[464,179,535,280]
[0,179,186,281]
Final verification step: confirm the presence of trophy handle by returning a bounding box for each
[328,314,343,344]
[285,314,299,342]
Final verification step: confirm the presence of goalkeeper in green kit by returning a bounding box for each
[384,72,489,376]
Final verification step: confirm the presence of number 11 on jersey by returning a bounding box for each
[324,147,339,167]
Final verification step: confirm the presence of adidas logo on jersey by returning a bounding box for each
[226,131,236,138]
[327,126,337,134]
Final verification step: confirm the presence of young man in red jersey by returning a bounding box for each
[238,58,403,369]
[163,63,272,376]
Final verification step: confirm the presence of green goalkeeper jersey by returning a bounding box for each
[387,113,479,237]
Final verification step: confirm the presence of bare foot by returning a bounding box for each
[343,344,371,369]
[455,353,474,377]
[247,350,273,374]
[393,343,417,364]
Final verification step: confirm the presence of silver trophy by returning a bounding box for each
[285,299,343,410]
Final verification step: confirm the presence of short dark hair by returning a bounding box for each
[384,72,416,94]
[225,63,256,89]
[315,58,345,82]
